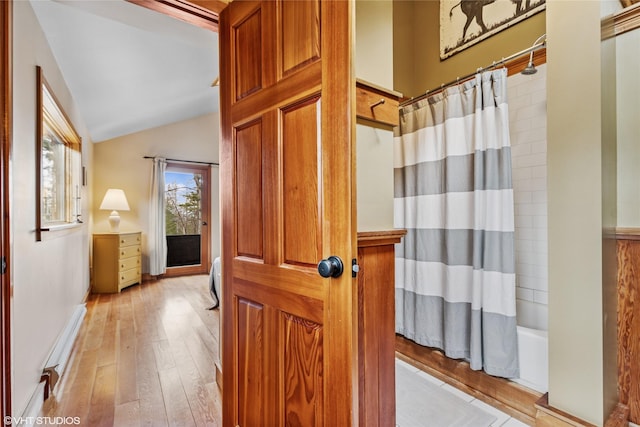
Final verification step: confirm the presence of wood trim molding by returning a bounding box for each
[357,229,407,248]
[605,403,630,427]
[602,3,640,40]
[616,227,640,240]
[535,394,597,427]
[126,0,228,31]
[617,239,640,423]
[0,0,11,419]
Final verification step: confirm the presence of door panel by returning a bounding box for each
[220,1,356,426]
[237,298,265,426]
[233,7,262,99]
[283,313,323,426]
[282,97,321,267]
[235,120,263,259]
[281,0,321,75]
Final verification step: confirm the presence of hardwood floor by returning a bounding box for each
[41,275,222,426]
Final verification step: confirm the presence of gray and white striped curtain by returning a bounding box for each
[394,69,519,378]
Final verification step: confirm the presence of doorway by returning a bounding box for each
[164,162,211,276]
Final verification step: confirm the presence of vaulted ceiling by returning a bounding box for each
[30,0,219,143]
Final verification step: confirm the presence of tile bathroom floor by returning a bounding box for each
[395,358,529,427]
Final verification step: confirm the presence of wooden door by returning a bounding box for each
[219,1,357,426]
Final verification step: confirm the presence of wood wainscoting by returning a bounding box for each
[617,228,640,425]
[395,336,542,425]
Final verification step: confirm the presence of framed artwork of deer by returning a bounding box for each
[440,0,546,59]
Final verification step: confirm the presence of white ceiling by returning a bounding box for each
[30,0,219,143]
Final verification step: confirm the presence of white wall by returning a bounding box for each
[92,113,220,273]
[546,2,618,424]
[355,0,395,231]
[508,65,548,331]
[12,1,93,416]
[616,29,640,228]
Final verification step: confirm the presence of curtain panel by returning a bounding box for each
[394,69,519,378]
[149,157,167,276]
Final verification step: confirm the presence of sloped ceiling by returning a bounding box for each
[30,0,219,143]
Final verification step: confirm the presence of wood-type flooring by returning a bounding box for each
[41,275,221,426]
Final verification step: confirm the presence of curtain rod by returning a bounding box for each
[143,156,219,166]
[399,41,547,108]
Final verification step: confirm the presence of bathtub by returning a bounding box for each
[513,325,548,393]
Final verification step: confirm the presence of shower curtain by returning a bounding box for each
[149,157,167,276]
[394,69,519,378]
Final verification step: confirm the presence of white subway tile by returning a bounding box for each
[531,166,547,179]
[510,117,533,134]
[531,113,547,130]
[517,127,546,145]
[516,76,546,96]
[531,178,547,192]
[508,93,533,111]
[515,214,533,228]
[532,190,547,203]
[531,89,548,105]
[515,153,546,169]
[511,143,532,158]
[533,215,548,229]
[531,140,547,154]
[514,190,532,205]
[517,262,535,277]
[532,240,548,254]
[534,290,549,304]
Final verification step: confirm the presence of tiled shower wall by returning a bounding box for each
[508,64,548,331]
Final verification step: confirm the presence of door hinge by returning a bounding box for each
[351,258,359,278]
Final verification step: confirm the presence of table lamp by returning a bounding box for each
[99,188,130,232]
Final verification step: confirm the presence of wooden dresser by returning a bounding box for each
[93,232,141,293]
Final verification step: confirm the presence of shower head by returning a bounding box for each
[520,33,546,76]
[521,54,538,75]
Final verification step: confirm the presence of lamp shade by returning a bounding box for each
[99,189,130,211]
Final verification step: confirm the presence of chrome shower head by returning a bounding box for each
[521,59,537,75]
[521,33,546,76]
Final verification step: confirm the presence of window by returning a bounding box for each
[36,66,82,241]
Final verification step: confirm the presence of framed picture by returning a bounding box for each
[440,0,546,59]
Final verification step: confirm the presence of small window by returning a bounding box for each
[36,66,82,241]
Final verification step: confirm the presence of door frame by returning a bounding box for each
[0,0,11,420]
[163,161,212,276]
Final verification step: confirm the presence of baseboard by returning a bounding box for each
[142,273,160,282]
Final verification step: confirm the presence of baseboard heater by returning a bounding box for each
[22,303,87,420]
[43,303,87,391]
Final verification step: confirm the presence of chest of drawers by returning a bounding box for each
[93,232,142,293]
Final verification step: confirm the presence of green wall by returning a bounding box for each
[393,1,546,98]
